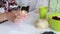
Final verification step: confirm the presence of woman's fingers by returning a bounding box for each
[5,9,28,23]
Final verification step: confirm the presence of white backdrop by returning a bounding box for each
[15,0,48,11]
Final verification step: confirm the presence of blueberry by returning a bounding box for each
[42,31,55,34]
[42,32,49,34]
[49,31,55,34]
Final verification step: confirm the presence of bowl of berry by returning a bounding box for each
[48,12,60,32]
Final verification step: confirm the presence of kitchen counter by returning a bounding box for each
[0,10,60,34]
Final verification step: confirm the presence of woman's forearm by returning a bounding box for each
[0,13,7,22]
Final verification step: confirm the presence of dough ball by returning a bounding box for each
[22,10,27,15]
[35,19,49,29]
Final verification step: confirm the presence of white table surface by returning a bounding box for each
[0,11,60,34]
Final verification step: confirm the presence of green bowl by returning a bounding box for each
[48,12,60,32]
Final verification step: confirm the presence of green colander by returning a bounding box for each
[48,12,60,32]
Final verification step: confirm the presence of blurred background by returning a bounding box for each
[15,0,48,11]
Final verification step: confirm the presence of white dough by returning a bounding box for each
[22,10,27,15]
[35,19,49,29]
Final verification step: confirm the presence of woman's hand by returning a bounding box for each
[6,9,22,23]
[5,10,17,22]
[6,9,28,24]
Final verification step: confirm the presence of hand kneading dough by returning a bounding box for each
[35,19,49,29]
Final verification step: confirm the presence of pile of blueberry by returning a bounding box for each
[42,31,56,34]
